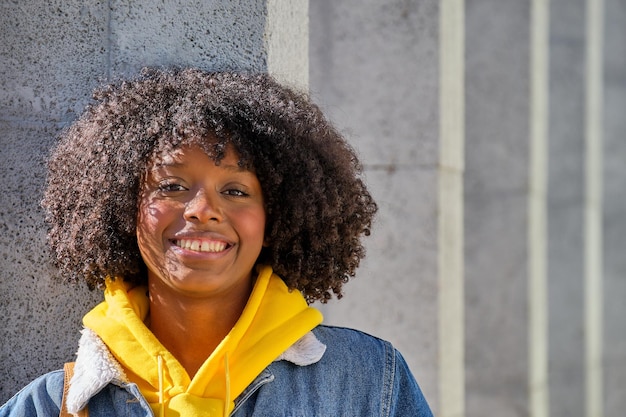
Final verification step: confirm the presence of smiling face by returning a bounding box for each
[136,143,266,300]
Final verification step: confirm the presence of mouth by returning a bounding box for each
[172,238,231,253]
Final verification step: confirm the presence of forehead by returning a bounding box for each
[148,141,239,166]
[144,143,254,181]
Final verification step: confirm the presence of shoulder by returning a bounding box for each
[308,325,400,389]
[314,325,433,416]
[0,370,64,417]
[265,326,433,416]
[313,324,390,346]
[312,325,395,364]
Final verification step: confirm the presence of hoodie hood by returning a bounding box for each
[79,265,323,416]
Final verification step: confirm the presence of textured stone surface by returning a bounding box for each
[107,0,267,77]
[0,1,110,402]
[0,0,273,403]
[0,122,103,402]
[0,1,108,123]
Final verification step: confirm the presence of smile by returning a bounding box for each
[173,238,229,253]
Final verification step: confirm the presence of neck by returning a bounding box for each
[147,278,253,378]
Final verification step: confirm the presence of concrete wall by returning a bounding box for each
[548,1,586,416]
[311,0,626,416]
[464,2,530,415]
[603,0,626,415]
[309,0,440,408]
[3,1,626,416]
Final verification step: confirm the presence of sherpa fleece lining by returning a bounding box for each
[66,328,326,414]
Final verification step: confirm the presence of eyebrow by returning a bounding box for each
[153,161,250,173]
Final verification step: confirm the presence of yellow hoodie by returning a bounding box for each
[83,265,323,417]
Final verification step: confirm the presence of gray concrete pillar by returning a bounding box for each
[312,1,626,416]
[548,1,586,416]
[310,0,440,409]
[464,1,531,415]
[603,0,626,415]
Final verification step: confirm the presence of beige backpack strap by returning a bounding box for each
[60,362,89,417]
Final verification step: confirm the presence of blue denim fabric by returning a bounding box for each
[0,326,433,417]
[0,370,65,417]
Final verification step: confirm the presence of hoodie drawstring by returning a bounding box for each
[157,355,165,417]
[224,353,231,416]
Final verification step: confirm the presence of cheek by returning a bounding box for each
[242,209,267,247]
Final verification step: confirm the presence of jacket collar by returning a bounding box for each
[66,327,325,414]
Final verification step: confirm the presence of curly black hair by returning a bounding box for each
[41,67,377,303]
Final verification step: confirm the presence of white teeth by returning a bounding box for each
[176,239,227,253]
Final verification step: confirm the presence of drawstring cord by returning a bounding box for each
[157,355,165,417]
[224,353,231,416]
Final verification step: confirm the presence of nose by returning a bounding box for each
[183,189,222,223]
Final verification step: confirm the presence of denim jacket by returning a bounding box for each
[0,325,433,416]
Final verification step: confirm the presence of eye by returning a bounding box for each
[158,182,187,193]
[222,188,248,197]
